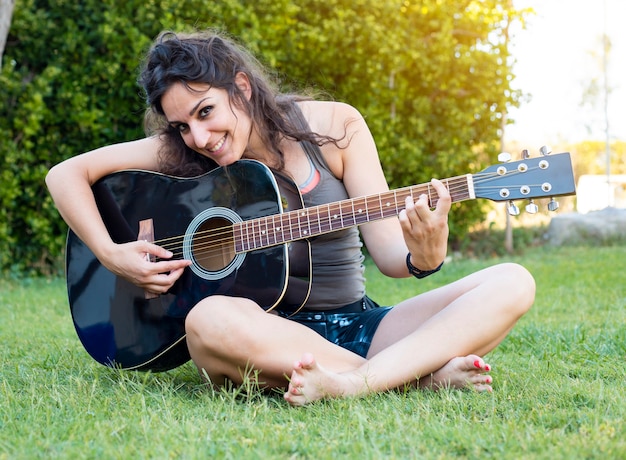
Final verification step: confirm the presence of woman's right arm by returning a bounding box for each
[45,136,191,294]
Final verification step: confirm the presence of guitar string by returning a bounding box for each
[145,168,535,261]
[151,175,475,260]
[158,168,537,261]
[151,169,530,261]
[150,174,475,251]
[180,167,538,259]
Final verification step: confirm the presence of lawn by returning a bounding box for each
[1,244,625,459]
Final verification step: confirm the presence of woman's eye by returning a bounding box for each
[199,106,213,117]
[170,123,189,134]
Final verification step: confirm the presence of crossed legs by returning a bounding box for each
[185,262,535,406]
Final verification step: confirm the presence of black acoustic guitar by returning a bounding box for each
[66,153,576,371]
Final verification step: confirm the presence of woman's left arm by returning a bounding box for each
[312,101,451,278]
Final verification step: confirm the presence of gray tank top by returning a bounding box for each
[289,104,366,310]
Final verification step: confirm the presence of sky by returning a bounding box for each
[506,0,626,148]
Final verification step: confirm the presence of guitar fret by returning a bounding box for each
[281,214,287,242]
[293,210,299,239]
[258,218,266,247]
[297,210,304,239]
[268,214,277,246]
[322,204,332,233]
[352,197,368,225]
[381,192,389,218]
[366,195,380,221]
[329,204,337,232]
[275,214,282,244]
[249,219,256,249]
[276,214,286,244]
[317,206,323,234]
[338,202,344,228]
[348,200,355,227]
[287,212,293,242]
[239,173,480,250]
[239,220,246,251]
[261,216,268,247]
[392,190,400,215]
[251,219,259,249]
[310,206,322,236]
[233,222,242,252]
[243,220,251,251]
[390,192,397,216]
[343,200,355,227]
[327,205,334,233]
[301,209,310,237]
[259,217,267,248]
[261,216,269,247]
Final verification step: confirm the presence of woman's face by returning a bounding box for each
[160,76,256,166]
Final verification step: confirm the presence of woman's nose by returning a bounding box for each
[190,124,211,150]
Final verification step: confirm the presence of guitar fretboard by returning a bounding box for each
[233,174,473,253]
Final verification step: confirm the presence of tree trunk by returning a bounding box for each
[0,0,15,70]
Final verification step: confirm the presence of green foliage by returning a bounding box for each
[0,0,207,274]
[1,0,526,274]
[458,223,548,258]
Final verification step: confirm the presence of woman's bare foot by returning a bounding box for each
[284,353,365,406]
[419,355,493,392]
[284,353,493,406]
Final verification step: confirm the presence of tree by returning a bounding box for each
[1,0,527,274]
[214,0,525,242]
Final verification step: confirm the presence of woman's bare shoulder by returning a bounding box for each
[296,100,364,137]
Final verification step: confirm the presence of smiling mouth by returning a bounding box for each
[209,135,226,153]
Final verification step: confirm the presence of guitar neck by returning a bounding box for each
[234,174,474,253]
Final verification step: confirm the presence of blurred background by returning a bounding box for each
[0,0,623,275]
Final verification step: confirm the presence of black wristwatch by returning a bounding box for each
[406,253,444,279]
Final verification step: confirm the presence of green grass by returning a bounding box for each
[2,245,626,459]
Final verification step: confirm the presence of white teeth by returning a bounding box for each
[209,136,226,152]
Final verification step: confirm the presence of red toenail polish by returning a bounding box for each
[473,360,481,368]
[485,365,491,371]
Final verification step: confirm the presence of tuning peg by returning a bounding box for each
[507,201,520,216]
[547,198,560,212]
[525,199,538,214]
[539,145,552,156]
[521,149,530,159]
[498,152,512,163]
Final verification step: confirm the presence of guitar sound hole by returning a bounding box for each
[192,217,235,272]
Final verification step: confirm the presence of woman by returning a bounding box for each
[46,30,535,406]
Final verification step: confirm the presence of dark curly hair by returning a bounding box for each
[138,30,342,176]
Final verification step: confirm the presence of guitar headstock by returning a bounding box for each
[473,148,576,215]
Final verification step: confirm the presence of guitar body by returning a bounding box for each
[66,160,311,371]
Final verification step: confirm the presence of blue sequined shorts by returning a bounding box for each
[278,296,392,358]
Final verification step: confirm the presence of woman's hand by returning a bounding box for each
[399,178,451,271]
[100,240,192,295]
